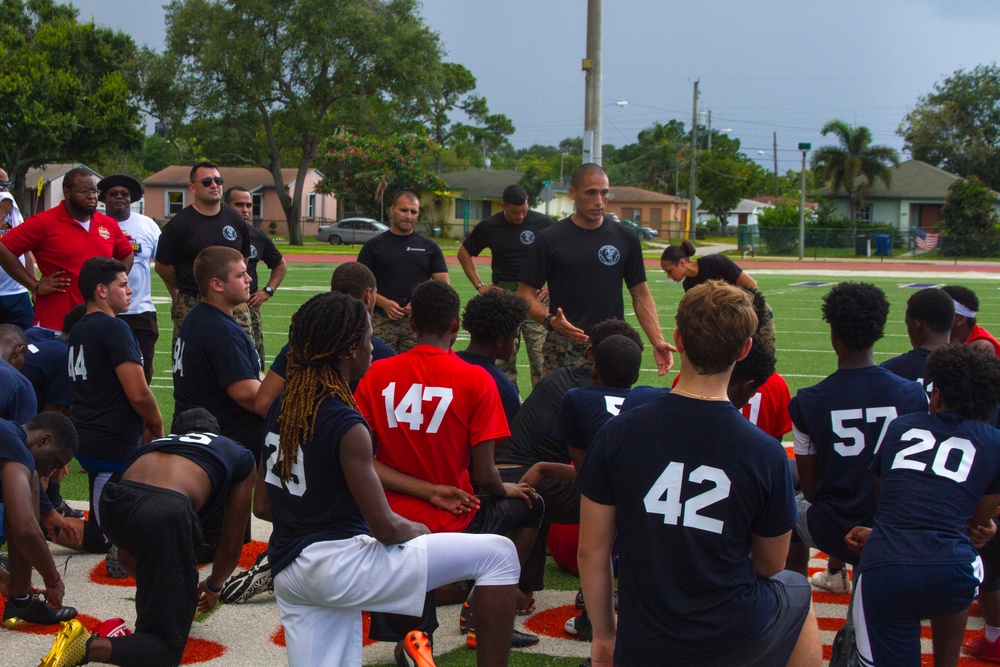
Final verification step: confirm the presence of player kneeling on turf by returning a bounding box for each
[577,280,822,667]
[254,292,521,667]
[846,344,1000,667]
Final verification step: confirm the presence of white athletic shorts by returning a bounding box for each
[275,532,519,666]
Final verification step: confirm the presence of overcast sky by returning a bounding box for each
[69,0,1000,173]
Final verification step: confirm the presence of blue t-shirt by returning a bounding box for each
[881,348,932,393]
[67,312,144,463]
[576,394,795,665]
[25,327,57,345]
[620,385,669,412]
[456,350,520,421]
[861,411,1000,572]
[0,358,37,423]
[126,431,255,522]
[552,385,629,452]
[264,395,371,576]
[0,419,35,500]
[173,303,262,452]
[21,336,71,409]
[789,365,928,564]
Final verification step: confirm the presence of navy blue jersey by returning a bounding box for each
[126,431,254,523]
[0,419,34,500]
[356,231,447,309]
[67,312,144,462]
[576,394,795,664]
[789,366,928,564]
[25,327,57,344]
[21,336,71,408]
[264,395,371,576]
[495,365,592,466]
[881,348,932,393]
[620,385,669,412]
[518,217,646,332]
[0,358,36,423]
[172,303,262,451]
[270,337,395,391]
[461,211,553,283]
[247,226,283,294]
[552,385,629,452]
[861,410,1000,571]
[456,350,520,421]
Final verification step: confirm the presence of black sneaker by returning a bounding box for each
[54,501,85,520]
[564,610,593,642]
[460,588,539,649]
[105,546,128,579]
[2,595,78,628]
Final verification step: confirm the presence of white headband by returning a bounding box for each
[953,300,977,319]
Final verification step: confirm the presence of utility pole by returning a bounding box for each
[773,132,779,200]
[706,109,712,150]
[582,0,602,165]
[799,143,811,260]
[689,79,699,241]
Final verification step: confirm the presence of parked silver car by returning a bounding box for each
[316,218,389,245]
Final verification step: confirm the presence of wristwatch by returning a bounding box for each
[544,314,555,331]
[263,286,275,296]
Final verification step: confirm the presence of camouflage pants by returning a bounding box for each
[541,330,589,378]
[171,293,255,355]
[249,305,265,362]
[758,302,776,350]
[498,317,547,389]
[372,310,417,353]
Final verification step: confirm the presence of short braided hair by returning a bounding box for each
[277,292,369,482]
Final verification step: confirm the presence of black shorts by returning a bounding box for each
[464,495,544,535]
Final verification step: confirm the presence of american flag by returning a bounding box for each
[915,229,940,250]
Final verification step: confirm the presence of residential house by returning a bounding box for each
[419,169,524,238]
[605,186,689,240]
[815,159,999,230]
[20,164,103,217]
[142,166,337,236]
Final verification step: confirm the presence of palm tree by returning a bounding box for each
[812,120,900,221]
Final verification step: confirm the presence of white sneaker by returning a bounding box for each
[810,566,851,594]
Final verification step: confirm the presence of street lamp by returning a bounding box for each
[798,142,811,260]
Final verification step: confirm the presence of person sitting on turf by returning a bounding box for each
[255,291,522,667]
[881,287,955,393]
[846,344,1000,667]
[0,412,78,627]
[38,408,256,667]
[457,289,528,422]
[577,280,821,667]
[786,282,928,589]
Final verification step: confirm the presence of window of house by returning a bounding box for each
[252,194,263,220]
[307,193,317,219]
[858,204,873,222]
[166,190,184,216]
[454,199,491,220]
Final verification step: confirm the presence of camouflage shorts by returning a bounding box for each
[541,330,589,378]
[249,305,265,361]
[498,317,547,389]
[372,309,416,353]
[171,293,255,352]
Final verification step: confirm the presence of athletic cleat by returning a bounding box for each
[459,589,473,635]
[105,546,127,579]
[466,628,539,650]
[54,501,85,520]
[810,566,851,594]
[95,617,132,638]
[565,611,593,642]
[38,619,93,667]
[964,631,1000,663]
[575,588,619,611]
[220,552,273,604]
[2,595,77,628]
[396,630,436,667]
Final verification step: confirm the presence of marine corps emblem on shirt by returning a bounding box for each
[598,245,620,266]
[250,245,259,259]
[223,225,238,241]
[519,230,535,245]
[98,226,111,239]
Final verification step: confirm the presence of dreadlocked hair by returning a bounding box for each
[277,292,369,482]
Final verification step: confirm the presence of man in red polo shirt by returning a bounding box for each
[0,168,134,331]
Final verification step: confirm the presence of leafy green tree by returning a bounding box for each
[0,0,143,203]
[422,62,515,174]
[939,176,1000,257]
[609,121,687,194]
[812,120,899,221]
[155,0,442,244]
[313,134,444,224]
[899,64,1000,191]
[697,149,755,231]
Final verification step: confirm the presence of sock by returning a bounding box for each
[11,594,31,607]
[986,624,1000,643]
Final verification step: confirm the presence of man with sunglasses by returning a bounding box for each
[0,168,134,332]
[0,169,34,329]
[154,162,253,352]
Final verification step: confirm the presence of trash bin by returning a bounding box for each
[855,234,871,257]
[874,234,891,257]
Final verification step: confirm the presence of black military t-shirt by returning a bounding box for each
[155,205,252,297]
[680,253,743,292]
[462,211,553,283]
[356,231,447,308]
[67,312,144,461]
[247,226,283,294]
[519,218,646,332]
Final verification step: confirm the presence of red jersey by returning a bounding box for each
[0,203,133,330]
[740,372,792,440]
[968,325,1000,357]
[354,345,510,532]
